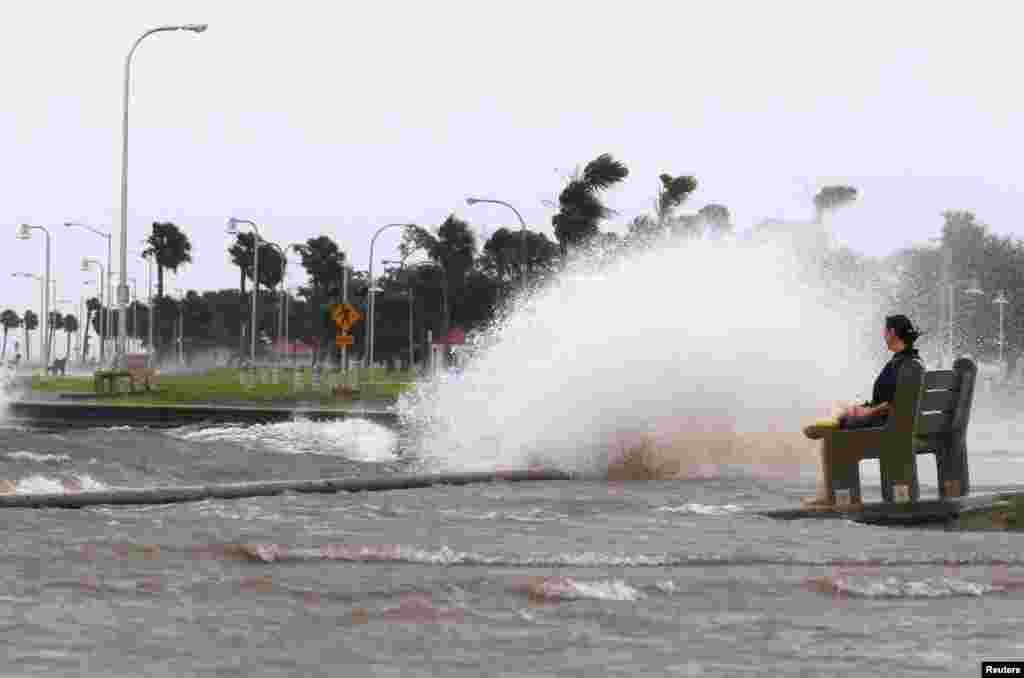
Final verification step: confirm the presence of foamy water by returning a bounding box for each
[168,417,400,463]
[398,234,885,473]
[11,473,107,494]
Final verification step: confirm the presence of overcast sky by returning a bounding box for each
[5,1,1024,326]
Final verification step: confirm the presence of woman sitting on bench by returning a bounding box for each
[801,314,924,508]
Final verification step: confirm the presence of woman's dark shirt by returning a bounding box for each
[868,347,922,407]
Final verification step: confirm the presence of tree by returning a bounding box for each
[813,185,858,222]
[23,310,37,363]
[293,236,346,301]
[481,228,517,284]
[63,314,78,360]
[552,153,629,257]
[143,222,193,300]
[656,173,698,227]
[1,309,21,360]
[143,222,192,359]
[256,242,285,291]
[401,214,478,359]
[47,311,65,361]
[697,203,733,236]
[229,234,288,358]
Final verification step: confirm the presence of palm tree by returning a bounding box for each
[143,222,192,358]
[1,309,21,360]
[696,204,733,236]
[401,214,477,358]
[293,235,346,301]
[23,310,38,363]
[813,185,858,223]
[47,311,65,363]
[552,153,629,257]
[228,234,286,359]
[63,314,78,360]
[655,173,698,228]
[143,222,193,300]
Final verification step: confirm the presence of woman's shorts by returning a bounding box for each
[839,413,888,430]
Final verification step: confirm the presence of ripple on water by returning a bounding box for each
[1,451,72,465]
[166,418,399,462]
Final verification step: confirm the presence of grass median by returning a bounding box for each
[28,367,416,406]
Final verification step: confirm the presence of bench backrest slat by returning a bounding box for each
[916,411,955,435]
[924,370,956,390]
[919,390,959,413]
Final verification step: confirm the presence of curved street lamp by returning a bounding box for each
[81,257,106,363]
[367,223,416,372]
[119,24,207,364]
[17,224,53,366]
[227,217,260,363]
[66,221,112,363]
[466,197,528,288]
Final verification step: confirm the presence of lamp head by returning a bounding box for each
[225,218,240,235]
[16,224,31,240]
[182,24,208,33]
[465,197,480,206]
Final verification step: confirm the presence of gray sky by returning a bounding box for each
[5,0,1024,324]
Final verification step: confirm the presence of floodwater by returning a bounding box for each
[0,409,1022,677]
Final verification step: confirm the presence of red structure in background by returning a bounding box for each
[271,339,316,356]
[431,328,466,346]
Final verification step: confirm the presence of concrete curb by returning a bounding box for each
[0,469,576,509]
[5,399,400,428]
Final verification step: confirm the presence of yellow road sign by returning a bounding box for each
[335,334,354,346]
[330,303,363,330]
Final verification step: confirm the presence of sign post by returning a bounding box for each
[329,293,362,392]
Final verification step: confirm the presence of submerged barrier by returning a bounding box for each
[0,469,576,510]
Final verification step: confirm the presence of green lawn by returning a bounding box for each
[955,494,1024,531]
[28,367,416,405]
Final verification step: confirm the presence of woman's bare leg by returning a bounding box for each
[803,436,835,506]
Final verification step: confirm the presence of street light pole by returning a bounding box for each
[994,291,1009,368]
[368,223,415,372]
[112,275,138,352]
[65,222,113,364]
[17,224,52,366]
[12,272,43,365]
[81,258,105,363]
[119,24,207,365]
[466,197,528,288]
[227,218,260,364]
[264,241,287,359]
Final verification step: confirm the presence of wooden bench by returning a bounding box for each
[825,357,977,505]
[94,369,131,394]
[125,353,157,392]
[94,354,158,394]
[47,357,67,376]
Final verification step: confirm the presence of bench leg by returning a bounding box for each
[879,455,920,504]
[937,439,969,499]
[825,436,865,504]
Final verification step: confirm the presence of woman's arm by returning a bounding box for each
[850,402,889,417]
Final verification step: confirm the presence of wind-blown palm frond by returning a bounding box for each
[582,153,629,191]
